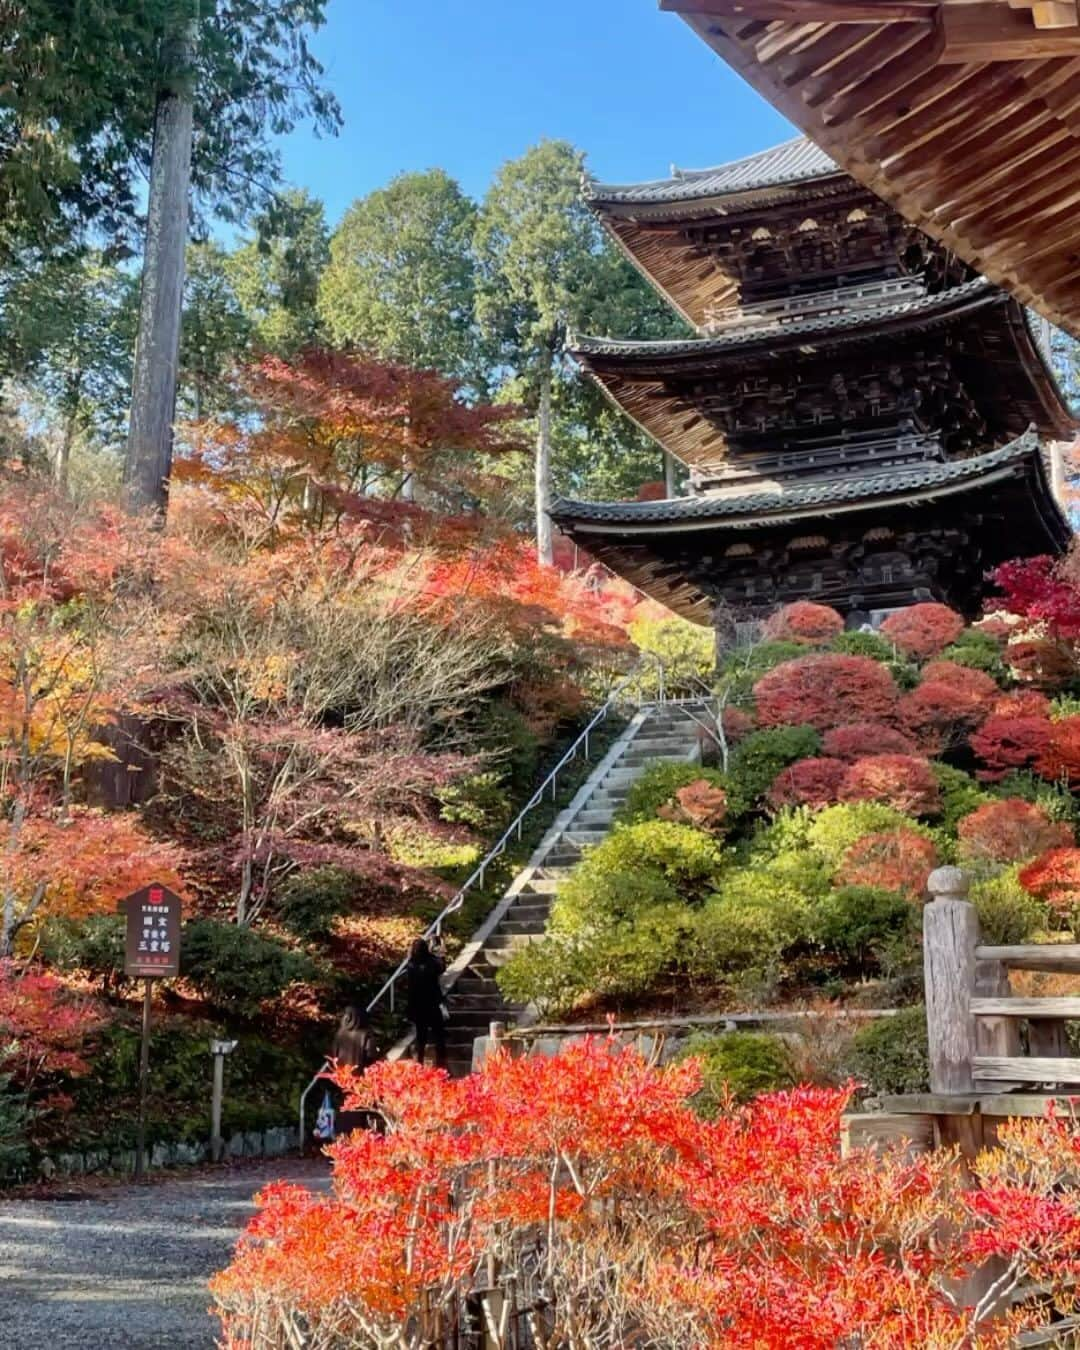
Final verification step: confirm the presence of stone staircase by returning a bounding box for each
[435,705,705,1076]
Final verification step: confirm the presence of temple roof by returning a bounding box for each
[661,1,1080,340]
[571,282,1072,478]
[551,428,1069,622]
[552,431,1047,530]
[586,137,837,207]
[572,275,997,362]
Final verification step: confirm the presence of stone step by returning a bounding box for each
[483,931,544,950]
[508,899,552,920]
[563,829,607,845]
[499,916,549,935]
[453,978,500,998]
[627,737,697,752]
[574,809,615,827]
[519,877,560,894]
[533,865,573,880]
[543,850,582,868]
[449,991,511,1010]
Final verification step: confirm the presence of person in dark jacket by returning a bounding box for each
[328,1005,380,1136]
[406,937,447,1069]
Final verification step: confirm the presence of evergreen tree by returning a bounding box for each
[318,170,479,383]
[179,241,252,421]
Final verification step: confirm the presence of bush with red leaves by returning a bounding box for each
[991,690,1052,720]
[821,722,919,762]
[721,706,755,744]
[767,757,848,810]
[958,799,1074,866]
[838,755,941,818]
[763,601,845,647]
[837,829,939,900]
[753,654,898,732]
[1035,715,1080,787]
[879,603,965,660]
[1019,847,1080,914]
[898,668,997,752]
[970,715,1055,782]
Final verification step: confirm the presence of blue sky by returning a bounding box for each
[276,0,795,227]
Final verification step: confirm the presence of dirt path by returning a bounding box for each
[0,1159,330,1348]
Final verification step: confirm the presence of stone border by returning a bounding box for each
[39,1124,299,1180]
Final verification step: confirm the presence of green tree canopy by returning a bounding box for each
[318,170,479,381]
[179,241,253,420]
[228,189,329,358]
[0,1,339,264]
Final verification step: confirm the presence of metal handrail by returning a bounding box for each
[297,656,667,1148]
[363,654,667,1020]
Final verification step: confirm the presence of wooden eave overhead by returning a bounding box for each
[661,0,1080,337]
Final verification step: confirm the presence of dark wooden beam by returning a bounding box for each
[938,3,1080,60]
[659,0,934,19]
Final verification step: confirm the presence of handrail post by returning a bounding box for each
[924,867,978,1094]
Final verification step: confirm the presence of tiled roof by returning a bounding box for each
[586,137,838,206]
[571,277,997,363]
[551,432,1042,529]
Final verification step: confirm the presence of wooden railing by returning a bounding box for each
[702,276,926,334]
[924,866,1080,1095]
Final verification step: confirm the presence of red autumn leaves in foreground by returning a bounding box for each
[213,1042,1080,1349]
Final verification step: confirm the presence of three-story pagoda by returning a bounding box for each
[551,138,1074,627]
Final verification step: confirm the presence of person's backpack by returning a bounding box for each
[313,1088,335,1141]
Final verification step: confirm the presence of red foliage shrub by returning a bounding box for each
[838,755,941,817]
[822,722,919,761]
[767,757,847,810]
[658,780,729,833]
[1006,637,1077,690]
[919,662,999,698]
[763,601,845,647]
[837,828,939,900]
[753,654,898,732]
[721,705,754,744]
[214,1043,1080,1348]
[970,714,1055,781]
[879,603,965,660]
[0,961,103,1091]
[958,799,1074,865]
[991,690,1052,720]
[1019,848,1080,913]
[1035,715,1080,787]
[898,671,997,752]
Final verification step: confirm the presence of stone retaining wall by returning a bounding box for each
[39,1124,300,1180]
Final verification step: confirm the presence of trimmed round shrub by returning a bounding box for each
[724,724,821,814]
[692,861,816,986]
[767,756,847,810]
[812,885,918,972]
[898,674,995,752]
[677,1031,794,1113]
[957,798,1074,866]
[830,630,895,662]
[1019,848,1080,914]
[804,802,917,868]
[180,921,322,1015]
[919,661,1000,700]
[939,628,1009,682]
[971,713,1054,782]
[619,761,728,826]
[838,754,941,818]
[1035,714,1080,787]
[837,829,939,901]
[822,722,918,761]
[932,763,993,833]
[993,690,1052,719]
[847,1007,929,1095]
[879,603,964,660]
[658,780,729,834]
[753,653,898,732]
[763,601,844,647]
[970,868,1048,945]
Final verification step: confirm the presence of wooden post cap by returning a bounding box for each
[928,866,970,901]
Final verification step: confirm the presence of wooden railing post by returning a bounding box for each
[924,866,979,1094]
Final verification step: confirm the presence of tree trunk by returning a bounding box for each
[535,365,554,567]
[55,393,78,492]
[124,14,197,517]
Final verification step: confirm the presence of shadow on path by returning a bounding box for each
[0,1159,330,1349]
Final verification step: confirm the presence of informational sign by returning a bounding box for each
[121,883,182,979]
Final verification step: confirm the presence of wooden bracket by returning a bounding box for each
[939,2,1080,61]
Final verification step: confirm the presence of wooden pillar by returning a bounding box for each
[924,867,979,1094]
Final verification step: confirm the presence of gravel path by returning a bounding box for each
[0,1159,330,1348]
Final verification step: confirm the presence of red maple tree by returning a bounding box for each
[971,714,1055,782]
[838,754,941,818]
[753,654,898,732]
[837,828,939,899]
[958,799,1074,866]
[767,756,847,810]
[762,600,845,646]
[822,722,919,761]
[879,602,965,660]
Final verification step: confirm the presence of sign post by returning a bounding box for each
[120,883,183,1181]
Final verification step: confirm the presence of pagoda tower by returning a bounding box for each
[552,138,1074,628]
